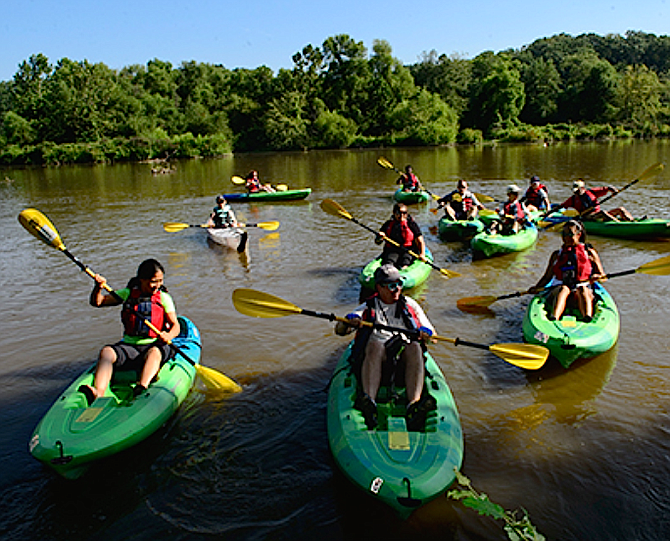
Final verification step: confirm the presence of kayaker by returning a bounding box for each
[335,264,436,431]
[376,203,426,269]
[78,259,181,405]
[396,165,423,192]
[489,184,528,235]
[556,179,634,222]
[437,179,485,220]
[245,170,276,193]
[208,195,239,228]
[521,175,551,212]
[529,220,606,322]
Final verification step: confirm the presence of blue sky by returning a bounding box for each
[2,0,668,81]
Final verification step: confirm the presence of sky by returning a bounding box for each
[1,0,669,81]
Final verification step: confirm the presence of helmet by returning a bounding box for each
[506,184,521,194]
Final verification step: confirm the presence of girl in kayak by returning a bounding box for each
[376,203,426,269]
[335,264,436,431]
[208,195,239,228]
[530,220,606,321]
[396,165,423,192]
[245,170,276,193]
[79,259,181,405]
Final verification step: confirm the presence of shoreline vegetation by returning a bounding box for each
[1,30,669,167]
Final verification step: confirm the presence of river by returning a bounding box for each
[1,139,669,540]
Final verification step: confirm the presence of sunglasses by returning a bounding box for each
[383,281,403,292]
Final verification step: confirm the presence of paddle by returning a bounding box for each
[457,253,670,312]
[320,198,460,279]
[163,221,280,233]
[231,175,288,192]
[18,208,242,393]
[232,288,548,370]
[377,156,441,201]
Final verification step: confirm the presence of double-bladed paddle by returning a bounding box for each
[18,208,242,393]
[320,198,460,279]
[377,156,440,201]
[457,253,670,312]
[162,221,280,232]
[232,288,548,370]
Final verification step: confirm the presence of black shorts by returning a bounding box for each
[107,341,174,371]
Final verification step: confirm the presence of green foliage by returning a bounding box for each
[447,469,545,541]
[313,110,357,148]
[457,128,484,144]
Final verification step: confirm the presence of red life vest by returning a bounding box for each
[524,184,547,208]
[121,288,166,338]
[568,190,600,213]
[553,244,592,285]
[403,173,420,191]
[246,178,261,193]
[503,200,525,221]
[383,218,415,248]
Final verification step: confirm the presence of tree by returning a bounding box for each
[520,57,561,124]
[618,64,664,130]
[388,89,458,145]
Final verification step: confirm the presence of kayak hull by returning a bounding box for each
[393,189,431,204]
[471,224,538,258]
[29,316,201,479]
[438,216,484,241]
[522,283,619,368]
[582,218,670,240]
[223,188,311,202]
[359,248,433,290]
[207,227,247,250]
[327,342,464,518]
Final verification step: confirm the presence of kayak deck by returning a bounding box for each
[359,248,433,290]
[327,343,463,518]
[29,316,201,479]
[207,227,247,250]
[393,189,431,204]
[582,218,670,240]
[471,224,538,258]
[522,283,620,368]
[438,216,485,241]
[223,188,311,202]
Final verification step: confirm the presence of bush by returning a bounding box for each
[457,128,484,144]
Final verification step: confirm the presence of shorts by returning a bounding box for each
[107,341,174,371]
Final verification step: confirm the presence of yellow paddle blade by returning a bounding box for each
[638,162,664,182]
[457,295,498,310]
[637,254,670,275]
[474,192,495,203]
[478,209,497,216]
[276,184,288,192]
[254,221,280,231]
[163,222,192,232]
[231,175,245,185]
[195,364,242,393]
[320,198,353,220]
[18,208,66,250]
[232,288,302,318]
[377,156,394,170]
[488,343,549,370]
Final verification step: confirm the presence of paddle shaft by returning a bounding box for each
[63,248,198,367]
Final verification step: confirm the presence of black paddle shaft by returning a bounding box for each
[300,308,422,339]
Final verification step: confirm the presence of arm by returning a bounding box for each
[588,248,606,281]
[160,310,181,343]
[89,274,123,307]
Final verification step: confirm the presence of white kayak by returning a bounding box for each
[207,227,248,251]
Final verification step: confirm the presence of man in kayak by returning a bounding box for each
[376,203,426,269]
[529,220,606,321]
[207,195,239,228]
[489,184,529,235]
[78,259,181,405]
[245,170,276,193]
[437,179,485,220]
[555,179,634,222]
[335,264,436,431]
[521,175,551,212]
[396,165,423,192]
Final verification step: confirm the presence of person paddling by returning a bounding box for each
[245,170,276,193]
[437,179,485,221]
[556,179,633,222]
[521,175,551,212]
[376,203,426,269]
[396,165,423,193]
[79,259,180,405]
[489,185,529,235]
[208,195,239,228]
[529,220,605,322]
[335,264,436,431]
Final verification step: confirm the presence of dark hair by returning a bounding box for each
[563,220,586,243]
[127,259,167,290]
[393,203,408,216]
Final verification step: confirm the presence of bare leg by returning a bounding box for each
[552,286,571,320]
[92,345,118,398]
[402,342,424,405]
[138,346,162,388]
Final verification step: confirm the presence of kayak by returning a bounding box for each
[223,188,311,202]
[471,223,538,258]
[582,218,670,240]
[438,216,485,241]
[393,189,431,204]
[207,226,248,251]
[522,283,619,368]
[327,342,464,519]
[29,316,201,479]
[359,248,433,291]
[478,209,544,227]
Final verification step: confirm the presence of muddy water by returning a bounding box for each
[1,140,669,540]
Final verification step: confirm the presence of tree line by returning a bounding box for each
[1,30,669,166]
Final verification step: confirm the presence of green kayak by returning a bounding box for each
[437,216,485,241]
[223,188,311,202]
[522,283,619,368]
[582,218,670,240]
[393,189,431,204]
[471,223,538,258]
[29,316,201,479]
[327,342,464,518]
[359,248,433,291]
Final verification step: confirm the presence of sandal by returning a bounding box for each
[78,384,96,406]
